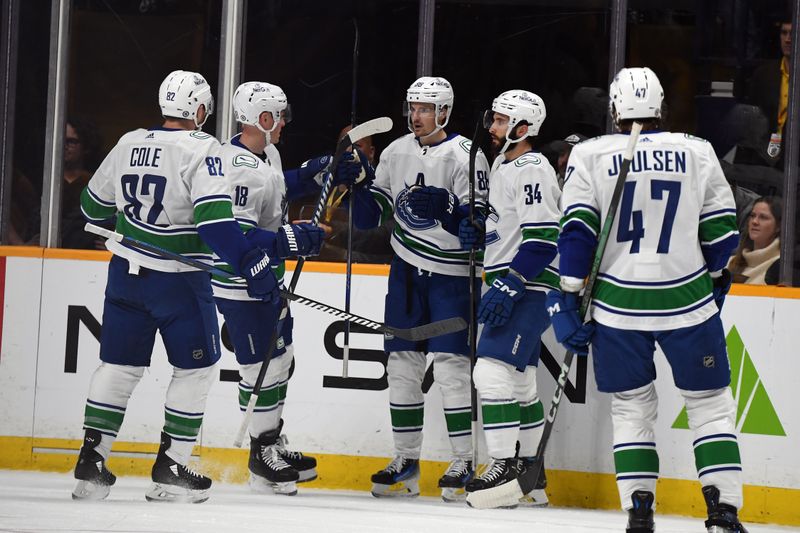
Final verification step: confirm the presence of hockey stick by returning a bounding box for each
[467,118,482,471]
[466,121,643,509]
[86,227,464,341]
[342,18,360,379]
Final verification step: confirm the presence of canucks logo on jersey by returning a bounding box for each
[484,203,500,245]
[395,185,438,230]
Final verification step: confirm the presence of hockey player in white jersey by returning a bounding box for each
[458,90,559,507]
[74,70,280,503]
[547,67,746,532]
[213,81,331,496]
[349,76,490,501]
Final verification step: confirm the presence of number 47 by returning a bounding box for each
[616,179,681,253]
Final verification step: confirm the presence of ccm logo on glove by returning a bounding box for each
[492,277,519,298]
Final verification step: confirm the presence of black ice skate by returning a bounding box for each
[72,429,116,501]
[465,457,519,508]
[517,456,549,507]
[370,456,420,498]
[146,432,211,503]
[626,490,655,533]
[703,485,749,533]
[249,428,300,496]
[437,458,473,502]
[274,420,317,482]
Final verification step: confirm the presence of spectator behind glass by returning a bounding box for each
[727,196,782,285]
[746,12,791,164]
[61,117,105,249]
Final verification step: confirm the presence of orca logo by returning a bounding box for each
[395,187,438,231]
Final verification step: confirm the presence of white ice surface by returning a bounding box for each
[0,471,796,533]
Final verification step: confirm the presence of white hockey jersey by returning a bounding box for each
[484,151,561,292]
[561,131,738,330]
[369,132,490,276]
[212,138,288,301]
[81,127,231,272]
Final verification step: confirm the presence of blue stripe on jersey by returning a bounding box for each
[593,295,714,317]
[699,207,737,220]
[597,266,707,287]
[86,187,115,207]
[564,202,600,217]
[124,215,198,235]
[194,194,231,206]
[521,221,560,228]
[392,234,469,266]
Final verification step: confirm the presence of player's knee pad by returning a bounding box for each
[432,352,470,395]
[611,382,658,442]
[166,364,217,413]
[514,365,539,405]
[88,362,145,406]
[473,357,516,400]
[239,348,293,388]
[680,387,736,434]
[387,351,427,392]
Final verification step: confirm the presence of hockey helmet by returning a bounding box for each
[609,67,664,124]
[405,76,454,135]
[158,70,214,129]
[232,81,292,137]
[485,89,546,153]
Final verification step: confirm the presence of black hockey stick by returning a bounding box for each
[466,121,644,509]
[467,118,483,470]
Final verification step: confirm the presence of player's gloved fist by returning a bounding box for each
[299,155,332,185]
[275,223,325,258]
[407,186,458,221]
[458,216,485,250]
[546,290,595,356]
[334,148,375,187]
[240,247,280,303]
[477,274,526,327]
[711,268,732,312]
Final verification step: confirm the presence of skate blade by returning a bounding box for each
[72,479,110,501]
[248,473,298,496]
[518,489,549,507]
[296,468,318,483]
[371,480,420,498]
[145,482,209,504]
[441,486,467,502]
[707,527,741,533]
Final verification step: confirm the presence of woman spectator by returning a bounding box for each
[727,196,782,285]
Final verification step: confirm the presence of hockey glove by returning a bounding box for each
[546,291,595,356]
[297,155,333,186]
[458,215,485,250]
[240,247,280,303]
[274,223,325,258]
[335,148,375,187]
[711,268,732,312]
[407,185,458,222]
[478,274,526,327]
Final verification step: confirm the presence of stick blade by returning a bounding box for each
[390,317,467,341]
[347,117,393,143]
[465,478,524,509]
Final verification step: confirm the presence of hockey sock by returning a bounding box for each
[83,363,145,459]
[611,382,659,510]
[515,366,544,457]
[474,358,519,459]
[239,349,292,437]
[387,351,427,458]
[682,387,742,509]
[162,365,216,465]
[433,352,472,458]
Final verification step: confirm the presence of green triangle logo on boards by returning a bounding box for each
[671,325,785,436]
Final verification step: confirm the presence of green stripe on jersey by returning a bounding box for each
[80,188,116,220]
[393,225,470,261]
[371,190,394,225]
[195,199,235,225]
[521,227,558,243]
[699,214,737,243]
[116,214,211,256]
[561,209,600,235]
[594,273,712,311]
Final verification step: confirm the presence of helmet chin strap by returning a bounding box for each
[256,110,281,147]
[408,103,450,141]
[500,122,527,154]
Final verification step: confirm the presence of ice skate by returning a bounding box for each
[517,457,549,507]
[72,429,116,501]
[276,433,317,483]
[465,457,519,508]
[437,457,472,502]
[626,490,655,533]
[146,432,211,503]
[703,485,749,533]
[370,456,420,498]
[249,428,299,496]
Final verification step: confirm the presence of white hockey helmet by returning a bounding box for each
[158,70,214,129]
[485,89,546,153]
[405,76,454,136]
[609,67,664,124]
[232,81,291,140]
